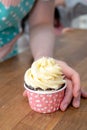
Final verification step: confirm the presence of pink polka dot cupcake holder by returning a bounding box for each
[24,84,66,113]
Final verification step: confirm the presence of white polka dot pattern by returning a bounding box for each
[26,89,65,113]
[0,0,35,60]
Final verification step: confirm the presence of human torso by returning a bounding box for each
[0,0,35,60]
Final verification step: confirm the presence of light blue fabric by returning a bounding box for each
[0,0,35,60]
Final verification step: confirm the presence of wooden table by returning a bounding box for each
[0,30,87,130]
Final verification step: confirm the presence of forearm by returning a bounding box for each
[29,24,55,60]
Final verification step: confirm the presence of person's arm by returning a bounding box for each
[25,0,87,111]
[29,0,55,60]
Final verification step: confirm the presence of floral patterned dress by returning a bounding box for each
[0,0,35,60]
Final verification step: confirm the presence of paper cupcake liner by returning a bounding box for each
[24,84,66,113]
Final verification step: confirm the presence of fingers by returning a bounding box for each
[23,90,27,97]
[60,79,73,111]
[72,92,81,108]
[71,71,81,98]
[56,61,80,99]
[56,60,82,111]
[68,71,81,106]
[81,88,87,98]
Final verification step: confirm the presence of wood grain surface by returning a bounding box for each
[0,30,87,130]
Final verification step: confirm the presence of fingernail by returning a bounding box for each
[74,102,80,108]
[62,103,67,111]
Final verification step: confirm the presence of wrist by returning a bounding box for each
[34,53,54,61]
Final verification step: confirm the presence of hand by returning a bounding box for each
[56,60,87,111]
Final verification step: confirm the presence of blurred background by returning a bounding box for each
[17,1,87,54]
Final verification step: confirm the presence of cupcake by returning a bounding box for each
[24,57,66,113]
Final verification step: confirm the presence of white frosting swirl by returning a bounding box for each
[24,57,66,90]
